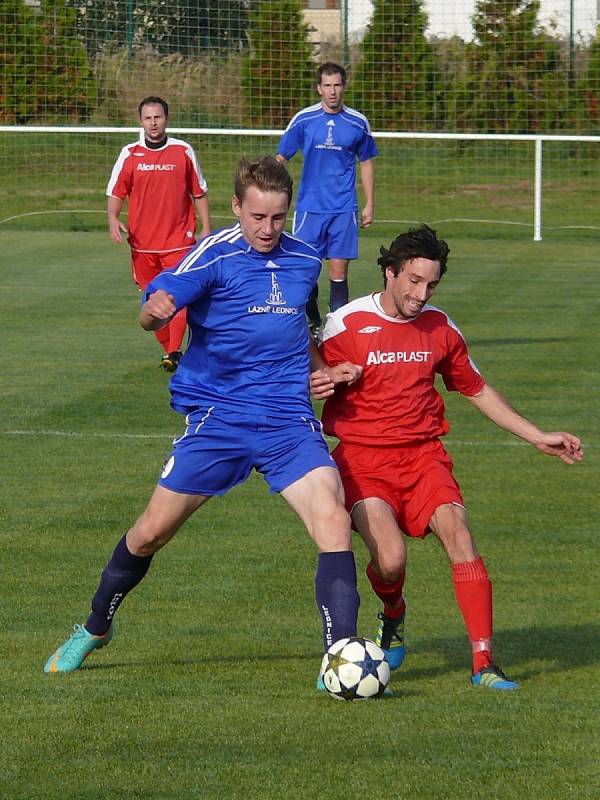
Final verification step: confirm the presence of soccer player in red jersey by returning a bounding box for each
[106,96,212,372]
[312,224,583,690]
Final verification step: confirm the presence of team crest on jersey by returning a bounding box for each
[248,273,299,315]
[266,272,286,306]
[316,120,342,152]
[358,325,382,334]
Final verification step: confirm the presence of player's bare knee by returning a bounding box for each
[127,515,173,555]
[376,557,405,583]
[312,504,351,550]
[436,522,476,563]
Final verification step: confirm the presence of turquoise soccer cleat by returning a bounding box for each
[44,624,113,674]
[471,665,519,691]
[375,611,406,671]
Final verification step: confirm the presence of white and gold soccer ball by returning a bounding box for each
[321,637,390,700]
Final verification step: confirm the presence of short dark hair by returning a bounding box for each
[378,225,449,285]
[138,96,169,118]
[234,155,293,206]
[317,62,347,85]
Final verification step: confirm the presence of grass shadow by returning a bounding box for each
[404,621,600,681]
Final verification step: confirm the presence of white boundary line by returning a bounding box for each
[2,428,537,447]
[3,429,170,440]
[3,429,591,450]
[3,210,600,232]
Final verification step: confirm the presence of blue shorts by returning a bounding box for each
[158,407,335,495]
[293,211,359,261]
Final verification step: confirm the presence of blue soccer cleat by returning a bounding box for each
[44,624,113,673]
[375,611,406,671]
[471,665,519,691]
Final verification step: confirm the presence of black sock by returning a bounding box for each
[85,535,154,635]
[329,279,348,312]
[306,284,321,327]
[315,551,360,651]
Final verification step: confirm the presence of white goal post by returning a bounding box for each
[2,126,600,241]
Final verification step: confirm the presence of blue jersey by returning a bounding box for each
[145,224,322,417]
[277,103,378,214]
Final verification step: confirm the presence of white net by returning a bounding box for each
[1,0,599,237]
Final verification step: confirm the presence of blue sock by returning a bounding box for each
[329,279,348,312]
[315,551,360,651]
[85,535,154,635]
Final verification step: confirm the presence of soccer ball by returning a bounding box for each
[320,637,390,700]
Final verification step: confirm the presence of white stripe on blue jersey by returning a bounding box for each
[175,225,244,274]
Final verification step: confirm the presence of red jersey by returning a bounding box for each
[320,293,485,446]
[106,134,207,253]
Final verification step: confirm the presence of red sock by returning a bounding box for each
[167,308,188,353]
[366,561,406,618]
[452,556,493,673]
[154,326,169,353]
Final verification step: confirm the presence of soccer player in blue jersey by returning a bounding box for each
[277,62,378,337]
[44,156,362,681]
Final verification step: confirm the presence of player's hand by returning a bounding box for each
[534,432,584,464]
[310,363,363,400]
[310,369,334,399]
[109,219,128,244]
[360,206,374,228]
[328,362,363,385]
[144,289,177,321]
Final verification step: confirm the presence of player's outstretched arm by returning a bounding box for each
[467,384,583,465]
[139,289,177,331]
[107,196,127,244]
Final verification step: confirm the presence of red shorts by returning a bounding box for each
[131,248,193,290]
[332,439,464,539]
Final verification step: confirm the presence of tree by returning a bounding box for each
[430,35,474,132]
[468,0,569,132]
[241,0,314,128]
[0,0,95,123]
[577,30,600,129]
[40,0,97,121]
[348,0,442,132]
[68,0,250,58]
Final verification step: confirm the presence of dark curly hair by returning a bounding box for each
[378,225,449,286]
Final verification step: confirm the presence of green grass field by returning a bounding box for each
[1,226,599,799]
